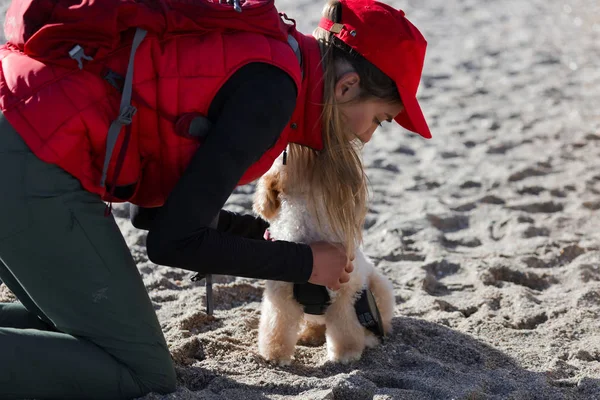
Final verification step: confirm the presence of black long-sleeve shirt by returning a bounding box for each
[130,63,313,283]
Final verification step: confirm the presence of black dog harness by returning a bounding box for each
[293,282,386,337]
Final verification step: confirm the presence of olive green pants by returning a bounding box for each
[0,115,176,399]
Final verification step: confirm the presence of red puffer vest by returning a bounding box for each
[0,25,323,207]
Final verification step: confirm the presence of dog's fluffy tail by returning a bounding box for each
[368,269,395,335]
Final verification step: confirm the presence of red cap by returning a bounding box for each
[318,0,432,139]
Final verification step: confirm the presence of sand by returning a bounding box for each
[1,0,600,398]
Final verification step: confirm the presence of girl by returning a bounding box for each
[0,0,431,398]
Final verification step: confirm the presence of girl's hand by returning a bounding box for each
[308,242,354,290]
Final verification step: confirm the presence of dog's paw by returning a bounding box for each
[327,348,363,364]
[365,333,380,348]
[261,353,293,366]
[275,357,292,366]
[259,346,294,366]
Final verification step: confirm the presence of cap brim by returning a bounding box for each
[394,91,432,139]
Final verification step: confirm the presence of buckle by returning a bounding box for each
[68,45,94,70]
[118,105,137,125]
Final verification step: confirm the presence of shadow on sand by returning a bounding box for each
[143,316,600,399]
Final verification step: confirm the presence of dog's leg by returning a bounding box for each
[258,282,303,366]
[324,290,366,364]
[368,269,395,335]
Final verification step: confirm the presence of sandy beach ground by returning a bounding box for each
[1,0,600,398]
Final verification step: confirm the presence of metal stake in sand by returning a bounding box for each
[205,274,213,315]
[204,213,219,316]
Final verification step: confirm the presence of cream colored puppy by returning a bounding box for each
[253,155,395,365]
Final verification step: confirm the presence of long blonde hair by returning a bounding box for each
[287,0,401,257]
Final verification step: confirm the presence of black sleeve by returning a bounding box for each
[145,63,313,283]
[216,209,271,240]
[131,206,269,240]
[130,204,160,230]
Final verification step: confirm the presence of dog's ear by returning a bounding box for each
[253,169,283,221]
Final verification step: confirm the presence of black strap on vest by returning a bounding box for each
[354,287,385,338]
[293,283,386,338]
[293,282,331,315]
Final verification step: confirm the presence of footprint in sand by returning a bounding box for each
[508,165,552,182]
[522,225,550,238]
[424,259,461,279]
[521,256,549,269]
[440,151,460,159]
[579,264,600,283]
[485,141,518,154]
[577,290,600,308]
[525,245,587,269]
[442,235,482,249]
[585,133,600,141]
[517,215,535,223]
[549,188,567,198]
[170,336,205,366]
[421,73,452,89]
[585,176,600,195]
[510,312,549,330]
[369,158,401,173]
[422,260,461,296]
[407,176,441,191]
[460,180,482,189]
[480,265,557,291]
[488,218,510,241]
[557,244,587,266]
[434,299,479,318]
[582,199,600,210]
[393,144,416,156]
[381,252,426,262]
[506,201,564,213]
[178,311,219,333]
[574,349,600,363]
[451,202,478,212]
[517,186,546,195]
[427,213,469,232]
[479,194,506,205]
